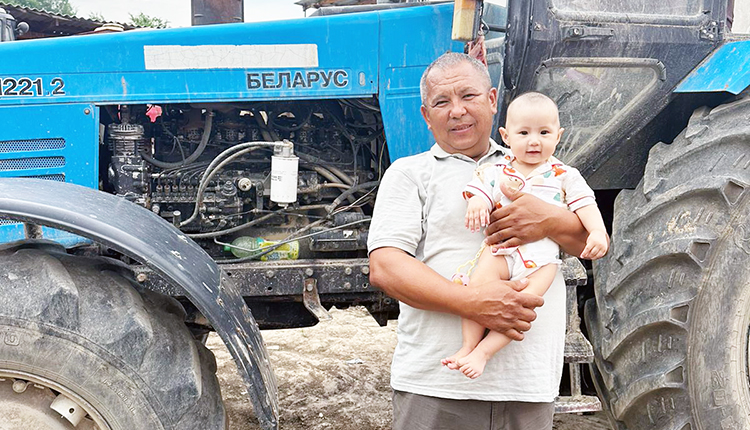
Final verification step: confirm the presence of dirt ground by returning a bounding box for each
[207,306,612,430]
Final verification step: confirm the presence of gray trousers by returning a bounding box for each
[393,390,554,430]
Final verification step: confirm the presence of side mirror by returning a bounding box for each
[15,21,28,37]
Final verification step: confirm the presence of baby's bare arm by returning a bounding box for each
[465,195,491,232]
[575,205,609,260]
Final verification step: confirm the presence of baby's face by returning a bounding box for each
[499,101,563,170]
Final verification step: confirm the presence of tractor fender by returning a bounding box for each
[0,178,278,430]
[675,39,750,95]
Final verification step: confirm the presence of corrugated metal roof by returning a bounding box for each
[0,3,135,38]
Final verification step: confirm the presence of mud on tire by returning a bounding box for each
[585,95,750,429]
[0,241,226,429]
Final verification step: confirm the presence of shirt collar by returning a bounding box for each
[522,155,564,178]
[429,139,509,161]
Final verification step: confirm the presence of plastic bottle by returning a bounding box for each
[224,236,299,261]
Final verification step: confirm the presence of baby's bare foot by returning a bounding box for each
[457,349,489,379]
[441,346,474,370]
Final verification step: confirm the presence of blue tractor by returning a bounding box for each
[0,0,746,429]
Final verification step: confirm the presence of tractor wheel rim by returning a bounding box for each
[0,369,111,430]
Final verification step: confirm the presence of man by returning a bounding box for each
[368,52,588,430]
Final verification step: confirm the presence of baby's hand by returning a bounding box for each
[580,230,609,260]
[465,197,490,232]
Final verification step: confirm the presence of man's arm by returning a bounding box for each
[484,183,588,256]
[369,246,543,340]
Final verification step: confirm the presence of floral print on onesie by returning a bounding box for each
[462,154,595,279]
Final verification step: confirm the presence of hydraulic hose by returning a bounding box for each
[141,110,214,169]
[179,140,292,228]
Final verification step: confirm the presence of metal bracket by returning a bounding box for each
[23,223,43,239]
[699,20,719,41]
[303,278,332,321]
[563,25,614,41]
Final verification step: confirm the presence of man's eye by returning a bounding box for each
[434,100,448,107]
[463,94,477,99]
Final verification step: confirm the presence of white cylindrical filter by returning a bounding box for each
[270,152,298,204]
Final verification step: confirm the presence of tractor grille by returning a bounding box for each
[0,137,68,225]
[23,174,65,181]
[0,156,65,171]
[0,138,66,153]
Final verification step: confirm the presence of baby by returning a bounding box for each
[443,92,608,379]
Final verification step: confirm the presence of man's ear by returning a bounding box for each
[420,105,432,130]
[499,127,509,144]
[489,87,499,114]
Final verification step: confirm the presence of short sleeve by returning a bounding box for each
[562,166,596,212]
[463,166,494,209]
[367,162,425,256]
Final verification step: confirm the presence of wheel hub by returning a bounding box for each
[0,371,108,430]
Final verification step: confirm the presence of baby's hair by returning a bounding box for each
[509,92,557,109]
[507,91,560,121]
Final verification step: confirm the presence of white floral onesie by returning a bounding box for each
[462,154,596,280]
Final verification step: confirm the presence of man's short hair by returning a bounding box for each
[419,52,492,105]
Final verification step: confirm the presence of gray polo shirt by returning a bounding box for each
[368,141,565,402]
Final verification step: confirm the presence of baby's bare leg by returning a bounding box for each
[442,247,510,369]
[457,264,557,379]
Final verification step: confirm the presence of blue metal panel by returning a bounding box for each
[675,40,750,95]
[0,103,98,245]
[377,3,464,161]
[0,13,380,105]
[0,3,462,164]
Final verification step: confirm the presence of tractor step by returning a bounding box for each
[554,394,603,414]
[556,258,601,414]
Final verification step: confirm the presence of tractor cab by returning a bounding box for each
[501,0,730,189]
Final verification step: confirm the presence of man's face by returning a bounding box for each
[420,62,498,160]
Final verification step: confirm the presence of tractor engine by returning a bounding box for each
[105,100,384,259]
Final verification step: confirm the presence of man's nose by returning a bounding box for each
[449,100,467,117]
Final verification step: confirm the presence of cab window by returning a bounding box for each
[551,0,701,16]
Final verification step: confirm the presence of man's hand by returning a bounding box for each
[485,182,554,249]
[485,182,588,256]
[465,278,544,340]
[467,34,487,66]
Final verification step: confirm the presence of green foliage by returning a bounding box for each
[128,12,169,29]
[7,0,76,16]
[87,11,106,22]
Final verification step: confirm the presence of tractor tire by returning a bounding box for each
[0,241,226,430]
[585,95,750,429]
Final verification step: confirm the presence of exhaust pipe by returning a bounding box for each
[192,0,244,26]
